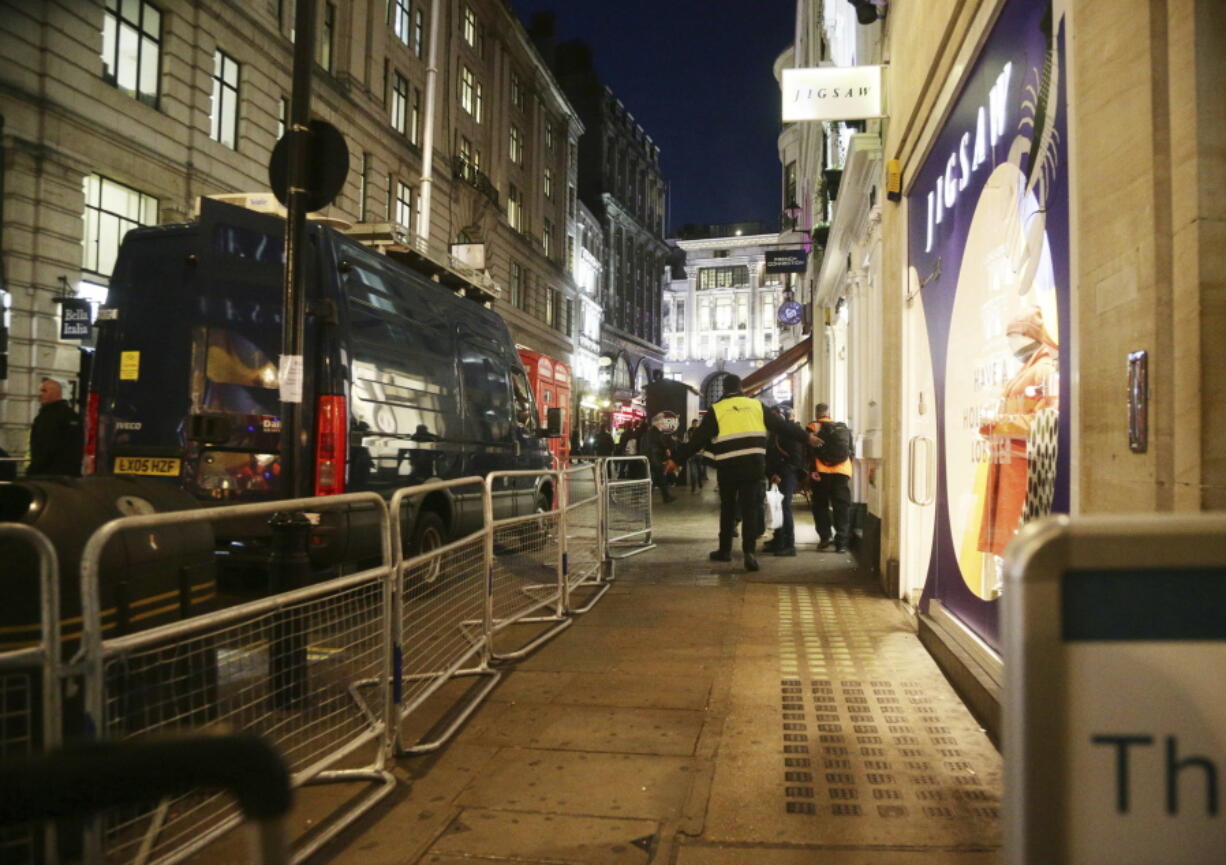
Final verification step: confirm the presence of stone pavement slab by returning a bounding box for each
[428,809,656,864]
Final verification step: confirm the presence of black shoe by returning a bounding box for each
[762,538,779,552]
[834,544,848,553]
[709,549,732,562]
[817,539,835,551]
[744,553,760,572]
[774,546,797,557]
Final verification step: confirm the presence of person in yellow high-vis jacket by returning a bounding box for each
[666,374,818,571]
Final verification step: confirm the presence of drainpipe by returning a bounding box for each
[416,0,442,249]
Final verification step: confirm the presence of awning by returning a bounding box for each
[741,335,812,397]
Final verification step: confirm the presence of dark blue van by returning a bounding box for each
[87,198,556,567]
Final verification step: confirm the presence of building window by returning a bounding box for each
[459,65,482,122]
[511,71,524,109]
[322,3,335,72]
[783,160,798,210]
[359,152,370,221]
[507,184,522,231]
[390,0,410,44]
[391,72,408,134]
[509,124,523,164]
[510,261,523,308]
[410,87,422,146]
[543,167,553,199]
[675,299,686,330]
[101,0,161,107]
[544,286,556,327]
[737,297,749,330]
[82,174,157,277]
[697,266,749,290]
[276,95,288,139]
[209,50,240,148]
[545,122,555,152]
[542,218,554,259]
[413,8,424,56]
[462,4,477,47]
[395,180,413,230]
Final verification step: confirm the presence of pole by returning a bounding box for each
[278,0,317,501]
[416,0,443,249]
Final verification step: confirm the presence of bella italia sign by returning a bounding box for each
[782,66,884,123]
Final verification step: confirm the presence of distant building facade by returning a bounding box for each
[0,0,581,457]
[530,19,668,418]
[664,225,806,410]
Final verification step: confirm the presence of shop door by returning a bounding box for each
[900,270,937,606]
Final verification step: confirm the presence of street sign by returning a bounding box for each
[59,297,92,339]
[1004,514,1226,865]
[765,249,807,273]
[268,119,349,213]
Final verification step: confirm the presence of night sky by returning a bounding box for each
[508,0,796,235]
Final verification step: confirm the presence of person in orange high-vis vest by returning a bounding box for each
[808,403,853,552]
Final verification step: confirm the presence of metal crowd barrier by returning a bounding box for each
[0,524,61,865]
[560,462,610,613]
[601,456,657,559]
[74,493,396,865]
[389,477,499,755]
[485,469,571,661]
[10,457,655,864]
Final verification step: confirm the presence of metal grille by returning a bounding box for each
[399,530,489,712]
[489,510,562,626]
[0,524,60,865]
[603,457,654,558]
[97,574,389,864]
[562,464,602,589]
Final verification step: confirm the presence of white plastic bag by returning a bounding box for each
[764,483,784,531]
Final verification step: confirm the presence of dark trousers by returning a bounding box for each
[686,456,706,491]
[650,464,674,501]
[719,478,765,554]
[770,471,798,548]
[811,472,851,545]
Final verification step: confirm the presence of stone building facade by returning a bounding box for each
[0,0,582,458]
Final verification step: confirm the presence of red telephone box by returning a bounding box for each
[519,349,571,464]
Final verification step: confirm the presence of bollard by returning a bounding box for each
[268,511,311,709]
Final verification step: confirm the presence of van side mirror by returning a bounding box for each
[540,407,563,438]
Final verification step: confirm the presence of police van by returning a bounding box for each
[86,197,558,570]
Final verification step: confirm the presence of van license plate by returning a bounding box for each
[115,456,181,476]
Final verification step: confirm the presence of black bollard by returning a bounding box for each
[268,511,311,709]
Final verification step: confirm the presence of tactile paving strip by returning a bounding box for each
[775,584,1002,827]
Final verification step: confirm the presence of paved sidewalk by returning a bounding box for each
[261,488,1002,864]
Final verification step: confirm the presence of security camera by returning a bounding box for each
[847,0,887,25]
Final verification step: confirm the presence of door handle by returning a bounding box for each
[907,435,936,506]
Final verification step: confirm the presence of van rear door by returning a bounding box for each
[184,202,289,501]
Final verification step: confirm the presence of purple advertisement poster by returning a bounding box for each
[907,0,1070,649]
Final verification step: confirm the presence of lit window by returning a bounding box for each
[391,72,408,134]
[545,123,554,152]
[507,184,522,231]
[101,0,161,107]
[390,0,410,44]
[209,50,240,148]
[460,65,482,121]
[543,218,554,258]
[395,180,413,230]
[543,167,553,198]
[413,8,424,56]
[510,260,523,307]
[276,95,288,139]
[462,4,477,47]
[509,124,523,164]
[81,174,158,277]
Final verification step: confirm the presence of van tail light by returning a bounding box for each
[83,392,100,475]
[313,394,347,496]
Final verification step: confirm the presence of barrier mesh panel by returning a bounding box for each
[490,512,561,626]
[98,576,388,864]
[564,468,601,588]
[399,532,488,710]
[0,671,35,864]
[606,479,652,547]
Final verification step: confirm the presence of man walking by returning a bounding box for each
[764,403,804,556]
[27,377,83,476]
[808,403,853,552]
[666,374,818,571]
